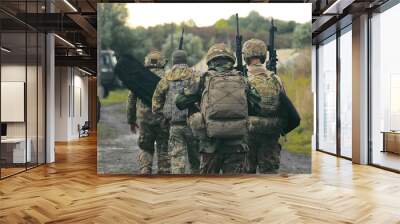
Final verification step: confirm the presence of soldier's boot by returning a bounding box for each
[187,136,200,174]
[258,141,281,174]
[247,147,258,174]
[221,152,248,174]
[199,152,221,175]
[138,150,153,174]
[188,152,200,174]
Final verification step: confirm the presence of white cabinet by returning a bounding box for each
[1,138,32,163]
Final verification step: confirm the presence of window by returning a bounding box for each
[339,27,352,158]
[370,3,400,171]
[317,35,337,154]
[0,1,47,179]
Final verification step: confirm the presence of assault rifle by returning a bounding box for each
[235,13,246,76]
[266,18,278,74]
[179,28,184,50]
[264,19,301,134]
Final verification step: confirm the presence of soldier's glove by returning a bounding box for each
[175,94,200,110]
[130,123,139,134]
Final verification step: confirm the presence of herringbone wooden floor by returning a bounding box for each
[1,135,400,224]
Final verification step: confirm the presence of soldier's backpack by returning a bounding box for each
[200,70,248,138]
[163,79,189,123]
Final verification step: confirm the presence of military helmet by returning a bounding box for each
[144,50,164,67]
[242,39,267,63]
[205,43,236,65]
[172,50,187,65]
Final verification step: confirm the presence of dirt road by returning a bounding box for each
[97,102,310,174]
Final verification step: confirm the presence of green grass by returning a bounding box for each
[278,67,313,155]
[100,89,130,106]
[281,127,312,155]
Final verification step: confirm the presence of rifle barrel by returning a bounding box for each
[267,18,278,74]
[236,13,239,33]
[235,13,245,75]
[178,28,184,50]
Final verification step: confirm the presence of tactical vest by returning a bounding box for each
[248,66,281,117]
[163,79,189,124]
[200,70,248,138]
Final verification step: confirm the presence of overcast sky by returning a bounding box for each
[126,3,311,28]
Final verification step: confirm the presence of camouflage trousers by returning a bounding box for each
[137,119,170,174]
[247,134,281,174]
[168,124,200,174]
[199,139,248,175]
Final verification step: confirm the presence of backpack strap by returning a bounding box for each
[198,72,208,95]
[273,74,286,93]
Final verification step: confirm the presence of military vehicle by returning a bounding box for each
[99,50,120,98]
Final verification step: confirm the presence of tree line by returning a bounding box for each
[99,3,311,67]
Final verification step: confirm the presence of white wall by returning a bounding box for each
[55,67,89,141]
[55,67,69,141]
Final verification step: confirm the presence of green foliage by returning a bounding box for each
[215,19,230,30]
[99,5,311,64]
[235,11,267,33]
[99,3,152,62]
[292,23,312,49]
[100,89,129,106]
[99,3,128,50]
[275,20,296,34]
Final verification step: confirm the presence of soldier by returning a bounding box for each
[152,50,200,174]
[242,38,286,174]
[127,50,170,174]
[176,43,260,175]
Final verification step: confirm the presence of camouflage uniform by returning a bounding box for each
[176,43,260,175]
[243,39,285,174]
[127,50,170,174]
[152,50,200,174]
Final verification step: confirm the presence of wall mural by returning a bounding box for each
[97,3,312,175]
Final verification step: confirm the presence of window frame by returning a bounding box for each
[315,22,353,160]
